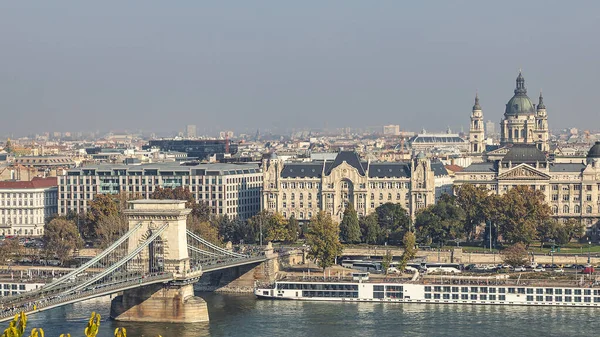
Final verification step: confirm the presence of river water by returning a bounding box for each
[21,292,600,337]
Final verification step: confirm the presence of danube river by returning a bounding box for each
[21,293,600,337]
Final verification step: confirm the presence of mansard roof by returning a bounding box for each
[368,163,411,178]
[324,151,366,176]
[280,162,323,178]
[549,163,586,173]
[502,144,547,163]
[462,162,497,173]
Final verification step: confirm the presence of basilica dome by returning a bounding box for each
[587,141,600,159]
[504,72,536,117]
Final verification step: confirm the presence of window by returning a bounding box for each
[563,205,569,213]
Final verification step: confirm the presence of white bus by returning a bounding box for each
[422,263,461,274]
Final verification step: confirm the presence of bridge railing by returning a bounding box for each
[0,272,173,321]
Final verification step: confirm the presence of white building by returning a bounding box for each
[0,177,58,237]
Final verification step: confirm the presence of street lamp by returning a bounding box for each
[588,241,591,265]
[549,239,555,267]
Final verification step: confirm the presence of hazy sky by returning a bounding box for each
[1,1,599,137]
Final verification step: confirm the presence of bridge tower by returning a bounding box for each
[110,200,209,323]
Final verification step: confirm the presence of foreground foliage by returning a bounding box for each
[1,312,154,337]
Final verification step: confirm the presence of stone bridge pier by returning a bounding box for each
[110,200,209,323]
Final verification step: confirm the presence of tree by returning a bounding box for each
[564,219,585,242]
[339,203,361,244]
[398,231,418,272]
[501,243,529,267]
[305,211,343,270]
[375,203,411,244]
[265,212,289,242]
[414,195,465,247]
[150,186,210,220]
[455,184,492,241]
[0,238,23,264]
[360,213,380,244]
[187,215,221,245]
[286,215,300,244]
[95,213,128,248]
[382,250,393,274]
[4,139,12,153]
[496,186,551,245]
[44,217,82,264]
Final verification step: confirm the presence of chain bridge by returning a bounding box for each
[0,200,274,323]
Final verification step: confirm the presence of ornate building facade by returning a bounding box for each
[500,71,549,151]
[469,93,485,154]
[262,151,450,222]
[455,142,600,238]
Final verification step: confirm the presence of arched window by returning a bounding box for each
[299,193,304,200]
[308,193,312,200]
[282,193,287,200]
[574,205,581,213]
[291,193,295,200]
[552,205,558,214]
[521,129,526,138]
[563,205,569,213]
[514,129,519,138]
[587,205,593,214]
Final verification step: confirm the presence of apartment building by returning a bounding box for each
[59,162,262,220]
[0,177,58,237]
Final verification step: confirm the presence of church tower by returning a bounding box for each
[533,91,549,151]
[469,93,485,153]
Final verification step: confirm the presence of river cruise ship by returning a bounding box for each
[255,273,600,307]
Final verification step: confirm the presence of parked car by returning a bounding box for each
[513,266,527,272]
[553,268,565,273]
[533,266,546,272]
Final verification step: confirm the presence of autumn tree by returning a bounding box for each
[44,217,82,264]
[496,186,551,245]
[86,194,121,239]
[305,211,343,270]
[564,219,585,242]
[398,231,418,272]
[501,243,530,267]
[339,203,361,244]
[95,213,128,248]
[150,186,210,220]
[375,203,411,244]
[360,213,380,244]
[382,250,393,273]
[0,238,23,264]
[187,215,221,245]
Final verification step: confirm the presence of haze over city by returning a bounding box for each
[1,1,599,136]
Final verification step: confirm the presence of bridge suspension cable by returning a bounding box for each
[186,230,248,258]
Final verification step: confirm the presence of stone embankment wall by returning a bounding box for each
[343,247,600,265]
[195,250,305,293]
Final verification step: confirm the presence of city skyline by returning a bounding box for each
[2,1,600,136]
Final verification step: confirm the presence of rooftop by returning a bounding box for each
[0,177,58,189]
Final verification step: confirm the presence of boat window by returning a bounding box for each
[517,288,525,294]
[584,289,592,296]
[536,289,543,294]
[536,296,543,301]
[470,294,477,300]
[555,296,562,302]
[527,295,534,301]
[555,289,562,295]
[489,288,496,293]
[565,296,572,302]
[526,288,534,294]
[546,296,553,302]
[545,289,553,295]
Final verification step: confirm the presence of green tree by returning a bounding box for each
[564,219,585,242]
[501,242,529,267]
[286,215,300,244]
[414,195,465,247]
[246,210,276,244]
[360,213,380,244]
[265,212,288,242]
[44,217,82,264]
[305,211,343,270]
[339,203,361,244]
[398,231,418,272]
[455,184,492,241]
[496,186,551,245]
[375,203,411,244]
[4,139,13,153]
[86,194,121,239]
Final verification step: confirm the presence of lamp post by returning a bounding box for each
[588,241,591,265]
[550,239,555,268]
[488,221,493,253]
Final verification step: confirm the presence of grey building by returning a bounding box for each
[58,162,262,220]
